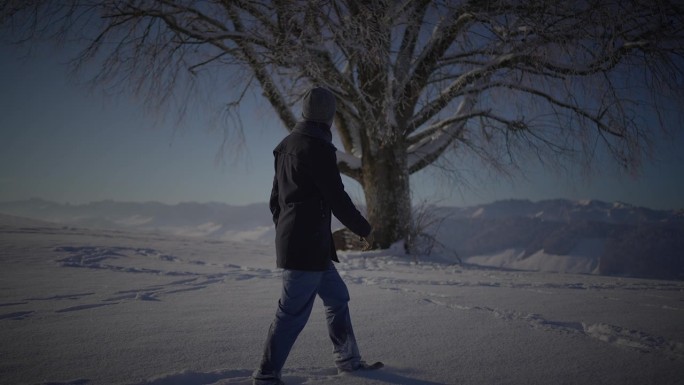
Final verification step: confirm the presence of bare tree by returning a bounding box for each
[2,0,683,248]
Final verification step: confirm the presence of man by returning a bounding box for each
[253,87,382,385]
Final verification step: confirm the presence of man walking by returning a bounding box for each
[253,87,382,385]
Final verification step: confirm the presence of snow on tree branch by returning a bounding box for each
[336,150,362,178]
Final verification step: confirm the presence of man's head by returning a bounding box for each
[302,87,336,126]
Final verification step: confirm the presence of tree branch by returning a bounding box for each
[407,96,476,174]
[225,3,297,129]
[399,5,474,115]
[408,53,519,131]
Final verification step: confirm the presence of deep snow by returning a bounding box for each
[1,215,683,385]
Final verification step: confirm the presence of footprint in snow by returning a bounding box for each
[0,311,34,320]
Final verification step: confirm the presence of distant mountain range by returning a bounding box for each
[1,198,682,280]
[431,199,684,280]
[0,198,275,242]
[441,198,684,224]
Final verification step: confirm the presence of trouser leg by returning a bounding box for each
[317,264,361,370]
[254,269,322,382]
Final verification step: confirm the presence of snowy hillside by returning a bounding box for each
[1,213,683,385]
[0,198,682,280]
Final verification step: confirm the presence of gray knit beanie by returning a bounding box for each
[301,87,336,125]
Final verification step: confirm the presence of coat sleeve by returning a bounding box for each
[269,175,280,226]
[311,146,371,237]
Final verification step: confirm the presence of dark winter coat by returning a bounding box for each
[269,120,371,271]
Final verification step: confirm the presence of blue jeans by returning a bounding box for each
[253,263,361,383]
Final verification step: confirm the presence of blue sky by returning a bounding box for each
[1,42,683,210]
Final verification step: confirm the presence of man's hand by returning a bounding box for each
[361,231,374,251]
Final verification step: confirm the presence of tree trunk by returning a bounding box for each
[362,143,412,249]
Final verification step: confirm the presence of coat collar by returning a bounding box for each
[292,120,333,144]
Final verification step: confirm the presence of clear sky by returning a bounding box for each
[1,41,683,210]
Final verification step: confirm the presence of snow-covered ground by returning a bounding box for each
[1,216,683,385]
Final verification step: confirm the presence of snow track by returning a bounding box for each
[337,253,684,363]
